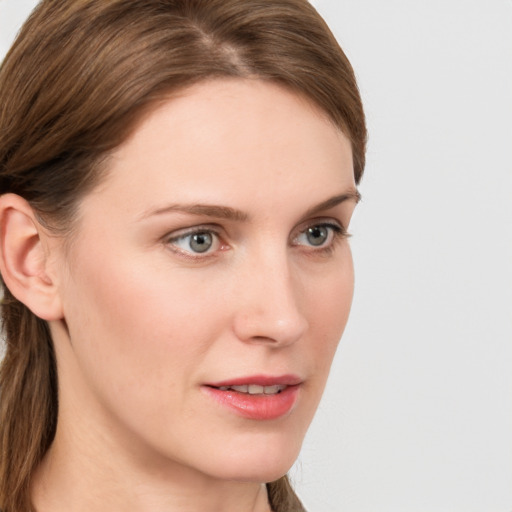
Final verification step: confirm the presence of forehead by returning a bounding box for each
[85,79,355,219]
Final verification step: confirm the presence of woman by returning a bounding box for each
[0,1,366,511]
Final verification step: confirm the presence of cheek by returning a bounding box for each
[60,250,221,405]
[303,248,354,373]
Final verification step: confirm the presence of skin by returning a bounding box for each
[28,79,358,512]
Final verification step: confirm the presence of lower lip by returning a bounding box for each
[202,385,300,420]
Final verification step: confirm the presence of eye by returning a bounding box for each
[293,222,345,249]
[304,225,330,246]
[167,229,221,255]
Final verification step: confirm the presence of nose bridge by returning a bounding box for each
[232,244,309,346]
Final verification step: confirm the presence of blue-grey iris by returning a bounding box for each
[190,232,213,253]
[306,226,328,246]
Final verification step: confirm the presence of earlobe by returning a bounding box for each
[0,193,64,321]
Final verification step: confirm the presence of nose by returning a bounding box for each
[231,252,309,347]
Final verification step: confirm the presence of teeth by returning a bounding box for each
[248,384,264,394]
[231,385,249,393]
[264,385,282,394]
[223,384,286,395]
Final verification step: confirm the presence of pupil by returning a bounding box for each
[190,232,212,253]
[307,226,328,246]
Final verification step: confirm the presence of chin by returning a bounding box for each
[201,432,304,483]
[214,462,295,485]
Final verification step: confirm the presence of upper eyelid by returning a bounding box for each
[292,221,346,242]
[164,218,346,239]
[294,217,346,234]
[165,224,222,240]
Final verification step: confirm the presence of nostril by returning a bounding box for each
[231,261,308,345]
[232,308,308,347]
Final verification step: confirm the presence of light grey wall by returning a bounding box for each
[1,1,511,511]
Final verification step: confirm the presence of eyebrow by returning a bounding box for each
[141,203,249,222]
[141,189,361,222]
[301,189,361,219]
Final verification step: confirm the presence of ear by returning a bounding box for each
[0,193,64,321]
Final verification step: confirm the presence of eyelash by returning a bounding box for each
[165,226,225,260]
[164,221,349,260]
[292,222,348,256]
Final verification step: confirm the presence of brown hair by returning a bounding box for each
[0,1,366,510]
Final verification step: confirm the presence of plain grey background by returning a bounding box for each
[1,1,512,511]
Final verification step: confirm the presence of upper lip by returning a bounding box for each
[206,374,303,388]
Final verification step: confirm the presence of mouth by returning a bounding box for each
[213,384,287,395]
[202,375,302,420]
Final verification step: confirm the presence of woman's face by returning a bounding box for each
[50,79,358,483]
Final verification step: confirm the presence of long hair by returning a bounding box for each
[0,1,366,510]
